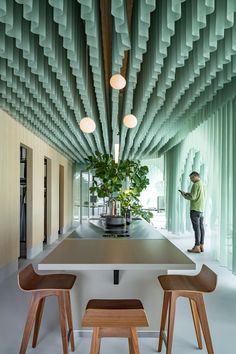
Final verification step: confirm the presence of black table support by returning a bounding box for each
[113,270,119,285]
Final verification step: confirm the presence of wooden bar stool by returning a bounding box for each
[157,264,217,354]
[18,263,76,354]
[82,299,149,354]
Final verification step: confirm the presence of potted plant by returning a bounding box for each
[85,151,153,222]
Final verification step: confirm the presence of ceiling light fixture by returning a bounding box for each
[123,114,137,128]
[110,74,126,90]
[79,117,96,133]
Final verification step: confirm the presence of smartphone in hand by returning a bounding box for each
[178,190,186,196]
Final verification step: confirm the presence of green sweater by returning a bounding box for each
[184,180,205,212]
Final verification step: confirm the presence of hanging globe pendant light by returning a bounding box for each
[110,74,126,90]
[123,114,137,128]
[79,117,96,133]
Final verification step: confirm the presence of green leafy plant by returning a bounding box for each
[85,151,153,222]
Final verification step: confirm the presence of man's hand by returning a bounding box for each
[179,190,191,197]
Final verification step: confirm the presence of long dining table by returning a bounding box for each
[38,218,195,331]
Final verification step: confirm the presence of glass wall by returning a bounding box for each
[164,97,236,274]
[73,164,106,223]
[140,157,164,210]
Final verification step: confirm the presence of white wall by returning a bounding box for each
[0,109,73,269]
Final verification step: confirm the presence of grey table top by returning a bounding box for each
[39,219,195,271]
[68,218,166,239]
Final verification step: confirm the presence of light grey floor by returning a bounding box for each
[0,220,236,354]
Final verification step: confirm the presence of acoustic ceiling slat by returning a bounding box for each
[0,53,92,155]
[78,0,110,154]
[119,0,155,156]
[145,59,236,157]
[0,89,80,161]
[140,23,236,158]
[15,0,99,155]
[132,1,236,159]
[0,1,97,157]
[110,0,130,152]
[49,0,105,154]
[157,76,236,156]
[122,0,183,160]
[0,78,84,160]
[128,0,214,159]
[1,0,236,162]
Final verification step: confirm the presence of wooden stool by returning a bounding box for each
[18,263,76,354]
[157,264,217,354]
[82,299,149,354]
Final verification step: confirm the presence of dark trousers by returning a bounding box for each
[190,210,205,246]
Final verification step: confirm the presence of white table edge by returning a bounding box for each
[38,263,196,271]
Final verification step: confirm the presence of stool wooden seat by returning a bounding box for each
[82,299,149,354]
[18,263,76,354]
[157,264,217,354]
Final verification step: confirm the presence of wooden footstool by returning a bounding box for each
[82,299,149,354]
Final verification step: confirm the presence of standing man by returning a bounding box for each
[180,171,206,253]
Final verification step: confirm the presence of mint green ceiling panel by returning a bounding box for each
[157,76,236,156]
[120,0,155,150]
[0,84,80,161]
[122,0,184,159]
[111,0,130,69]
[0,76,83,159]
[132,0,236,160]
[78,0,110,153]
[129,0,215,159]
[49,0,104,154]
[110,0,130,151]
[142,27,236,157]
[1,0,236,162]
